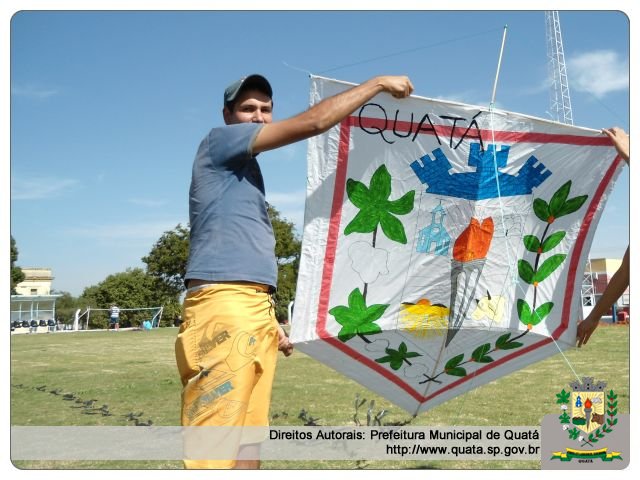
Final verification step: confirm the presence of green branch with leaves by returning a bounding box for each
[419,331,525,384]
[415,181,589,386]
[517,181,587,329]
[584,390,618,446]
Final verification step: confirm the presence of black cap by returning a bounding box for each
[224,74,273,106]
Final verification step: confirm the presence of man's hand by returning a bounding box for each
[576,316,599,348]
[602,127,629,163]
[278,325,294,357]
[377,76,414,99]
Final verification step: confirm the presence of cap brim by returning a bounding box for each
[225,74,273,104]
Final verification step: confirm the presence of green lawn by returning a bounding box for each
[10,324,629,469]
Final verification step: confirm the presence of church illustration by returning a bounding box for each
[416,202,451,256]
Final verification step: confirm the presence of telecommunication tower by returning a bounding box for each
[545,11,574,125]
[546,11,596,311]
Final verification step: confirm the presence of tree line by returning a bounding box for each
[11,205,301,328]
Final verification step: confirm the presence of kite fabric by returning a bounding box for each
[290,76,623,415]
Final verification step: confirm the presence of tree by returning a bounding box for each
[143,205,302,323]
[10,235,25,294]
[51,291,81,325]
[142,224,190,296]
[79,268,172,328]
[268,204,302,322]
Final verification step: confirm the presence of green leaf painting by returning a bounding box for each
[518,259,535,284]
[443,353,467,377]
[445,367,467,377]
[548,181,589,220]
[344,164,415,244]
[556,389,571,404]
[471,343,494,363]
[375,342,422,370]
[556,195,588,218]
[533,198,550,223]
[548,181,571,217]
[541,231,566,253]
[532,302,554,324]
[534,254,567,283]
[329,288,388,342]
[523,235,541,252]
[517,299,532,324]
[495,332,523,350]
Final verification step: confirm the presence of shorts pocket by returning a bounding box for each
[175,321,200,385]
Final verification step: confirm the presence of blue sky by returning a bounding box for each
[8,10,630,296]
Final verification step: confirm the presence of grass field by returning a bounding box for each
[10,324,629,470]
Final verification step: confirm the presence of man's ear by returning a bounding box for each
[222,106,232,125]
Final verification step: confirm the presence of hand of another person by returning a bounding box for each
[602,127,629,163]
[576,316,599,348]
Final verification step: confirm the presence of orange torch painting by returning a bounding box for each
[447,217,495,346]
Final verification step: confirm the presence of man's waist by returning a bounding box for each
[186,279,275,294]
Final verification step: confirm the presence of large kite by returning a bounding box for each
[290,76,623,415]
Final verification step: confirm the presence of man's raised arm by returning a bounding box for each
[252,75,414,154]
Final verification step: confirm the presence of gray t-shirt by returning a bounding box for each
[185,123,277,288]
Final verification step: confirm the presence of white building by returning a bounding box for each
[11,267,61,331]
[14,267,54,296]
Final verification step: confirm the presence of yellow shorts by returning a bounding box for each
[175,282,279,469]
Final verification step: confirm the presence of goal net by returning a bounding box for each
[74,306,163,331]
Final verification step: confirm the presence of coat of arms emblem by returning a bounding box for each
[568,377,607,435]
[551,376,622,463]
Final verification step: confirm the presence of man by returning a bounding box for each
[109,304,120,331]
[576,127,629,347]
[175,73,414,469]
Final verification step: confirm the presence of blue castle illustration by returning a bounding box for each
[410,142,552,200]
[416,202,451,256]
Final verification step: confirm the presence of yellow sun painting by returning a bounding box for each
[399,299,449,339]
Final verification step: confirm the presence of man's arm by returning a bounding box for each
[576,127,630,347]
[576,247,629,347]
[252,76,413,154]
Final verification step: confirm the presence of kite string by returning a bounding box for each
[486,25,582,385]
[450,27,513,425]
[451,26,583,423]
[550,337,583,381]
[281,61,314,77]
[488,25,516,287]
[282,26,502,78]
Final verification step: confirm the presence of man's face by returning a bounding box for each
[223,89,273,125]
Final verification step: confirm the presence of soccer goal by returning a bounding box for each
[74,306,164,331]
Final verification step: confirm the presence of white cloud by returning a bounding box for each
[434,91,506,110]
[516,80,550,96]
[435,90,480,105]
[11,84,60,99]
[11,177,78,200]
[266,189,306,207]
[266,190,306,230]
[568,50,629,98]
